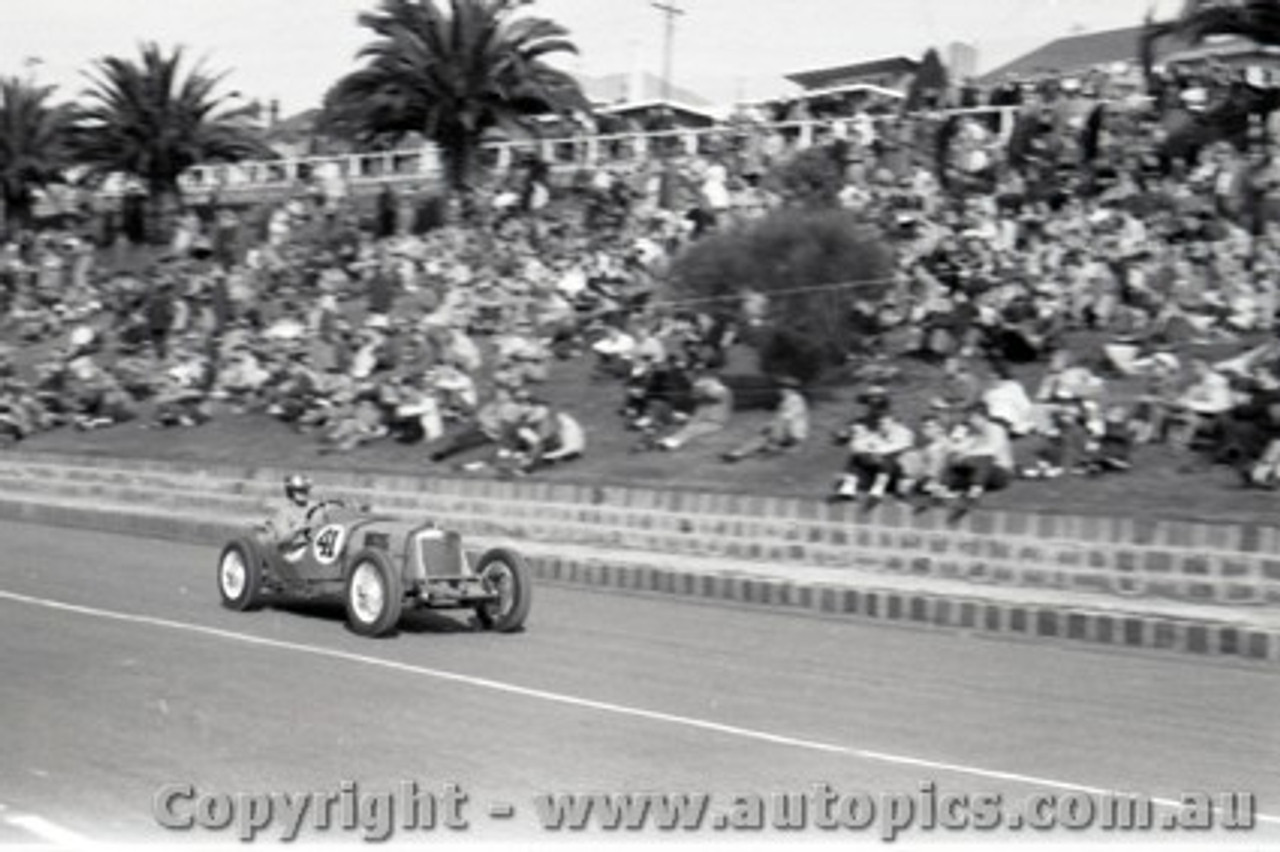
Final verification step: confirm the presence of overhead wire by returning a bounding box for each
[644,273,904,310]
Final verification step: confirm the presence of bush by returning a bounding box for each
[670,208,895,383]
[767,144,848,207]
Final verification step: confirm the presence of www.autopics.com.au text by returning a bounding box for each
[151,780,1260,841]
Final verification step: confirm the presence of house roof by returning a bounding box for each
[264,108,322,146]
[594,99,720,123]
[977,25,1256,83]
[788,82,906,101]
[786,56,920,90]
[578,71,713,109]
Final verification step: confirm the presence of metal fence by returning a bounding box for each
[165,106,1021,201]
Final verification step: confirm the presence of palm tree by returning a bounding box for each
[0,78,77,236]
[1170,0,1280,44]
[74,43,271,242]
[323,0,589,191]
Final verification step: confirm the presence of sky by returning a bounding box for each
[0,0,1188,115]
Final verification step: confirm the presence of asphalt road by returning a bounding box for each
[0,518,1277,845]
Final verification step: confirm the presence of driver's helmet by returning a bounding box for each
[284,474,313,504]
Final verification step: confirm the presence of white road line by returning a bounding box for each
[2,588,1277,827]
[6,813,91,845]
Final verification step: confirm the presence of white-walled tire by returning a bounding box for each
[474,548,532,633]
[345,549,403,637]
[218,538,265,611]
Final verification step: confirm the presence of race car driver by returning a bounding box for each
[263,474,317,551]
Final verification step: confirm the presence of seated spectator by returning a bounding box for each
[943,404,1015,512]
[831,407,915,506]
[932,356,984,413]
[592,324,637,379]
[1103,339,1181,378]
[1129,358,1183,444]
[512,404,586,472]
[430,363,479,420]
[1024,350,1106,476]
[722,377,809,462]
[0,376,40,443]
[896,414,953,505]
[430,387,526,464]
[265,351,321,424]
[70,368,138,431]
[1163,357,1235,451]
[1081,405,1135,475]
[320,385,389,454]
[386,376,444,445]
[151,346,213,428]
[980,360,1037,437]
[214,346,272,410]
[1244,428,1280,489]
[655,374,733,451]
[1218,364,1280,475]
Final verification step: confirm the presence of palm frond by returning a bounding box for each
[73,42,270,192]
[0,77,78,214]
[1170,0,1280,45]
[326,0,585,187]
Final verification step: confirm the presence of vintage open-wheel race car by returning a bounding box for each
[216,499,531,637]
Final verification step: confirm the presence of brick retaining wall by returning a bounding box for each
[2,451,1279,608]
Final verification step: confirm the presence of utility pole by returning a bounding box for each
[22,56,43,85]
[651,1,684,209]
[651,1,684,108]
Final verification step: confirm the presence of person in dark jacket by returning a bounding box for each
[147,277,176,360]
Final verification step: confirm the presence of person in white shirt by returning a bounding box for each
[981,361,1037,437]
[832,409,915,506]
[945,405,1015,507]
[516,405,586,471]
[897,414,954,504]
[1165,357,1236,449]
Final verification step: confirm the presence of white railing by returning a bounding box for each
[167,106,1021,200]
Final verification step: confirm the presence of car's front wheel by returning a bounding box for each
[218,538,265,611]
[344,549,403,638]
[474,548,532,633]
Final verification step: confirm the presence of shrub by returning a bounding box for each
[767,143,848,207]
[670,208,895,383]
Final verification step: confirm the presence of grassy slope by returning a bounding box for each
[15,332,1279,528]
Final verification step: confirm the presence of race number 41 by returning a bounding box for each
[312,525,347,565]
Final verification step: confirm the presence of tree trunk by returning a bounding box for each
[1,192,34,240]
[440,130,482,211]
[148,182,182,246]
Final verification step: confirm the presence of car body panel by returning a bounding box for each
[251,506,492,607]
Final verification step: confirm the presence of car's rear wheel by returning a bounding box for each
[218,538,265,611]
[345,549,403,637]
[474,548,532,633]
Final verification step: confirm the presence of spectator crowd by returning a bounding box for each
[4,55,1280,514]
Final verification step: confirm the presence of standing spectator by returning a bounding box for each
[377,183,398,239]
[146,278,176,360]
